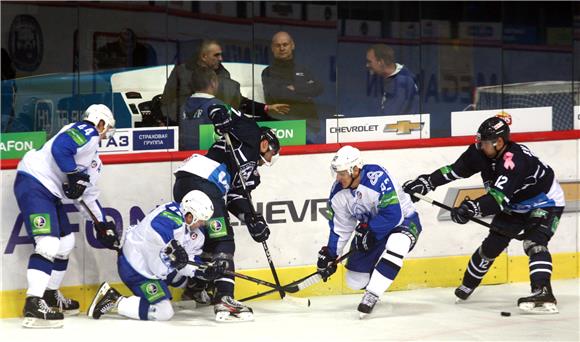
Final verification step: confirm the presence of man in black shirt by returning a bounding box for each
[262,31,324,143]
[403,117,565,314]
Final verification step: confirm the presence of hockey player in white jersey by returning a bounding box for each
[87,190,228,321]
[14,104,120,328]
[316,146,422,317]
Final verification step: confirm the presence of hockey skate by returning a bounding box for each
[22,296,64,328]
[88,282,122,319]
[454,285,475,303]
[43,289,80,315]
[358,291,379,319]
[214,296,254,322]
[517,286,558,314]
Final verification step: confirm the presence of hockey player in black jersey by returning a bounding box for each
[403,117,565,314]
[173,103,280,321]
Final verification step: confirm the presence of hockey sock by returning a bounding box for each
[214,277,235,299]
[366,233,410,296]
[118,296,146,320]
[47,258,68,290]
[529,251,552,289]
[462,247,494,289]
[26,253,54,297]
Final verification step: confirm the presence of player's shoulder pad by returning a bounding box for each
[63,122,100,147]
[359,164,391,190]
[499,142,528,171]
[155,202,184,228]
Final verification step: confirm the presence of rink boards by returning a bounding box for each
[1,137,579,318]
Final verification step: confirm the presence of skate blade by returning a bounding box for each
[62,308,80,316]
[215,311,254,322]
[455,297,466,304]
[22,317,64,329]
[49,306,80,316]
[359,312,369,319]
[87,282,111,318]
[518,302,559,314]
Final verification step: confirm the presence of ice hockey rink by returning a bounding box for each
[1,279,578,342]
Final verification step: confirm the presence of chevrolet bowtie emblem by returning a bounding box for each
[383,120,423,134]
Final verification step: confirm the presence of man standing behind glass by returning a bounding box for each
[262,31,324,143]
[162,40,288,126]
[366,44,419,115]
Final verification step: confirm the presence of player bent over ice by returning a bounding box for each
[15,104,119,328]
[316,146,422,318]
[87,190,228,321]
[403,117,565,314]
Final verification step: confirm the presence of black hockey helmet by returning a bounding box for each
[259,126,280,155]
[476,116,510,148]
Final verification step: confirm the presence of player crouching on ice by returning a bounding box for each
[403,117,565,314]
[88,190,229,321]
[316,146,422,318]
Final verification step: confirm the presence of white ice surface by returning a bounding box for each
[1,279,578,342]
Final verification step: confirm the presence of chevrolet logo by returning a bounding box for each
[383,120,423,134]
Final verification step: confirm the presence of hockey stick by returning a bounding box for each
[185,260,299,293]
[223,133,295,303]
[412,193,524,240]
[240,249,355,302]
[79,199,123,250]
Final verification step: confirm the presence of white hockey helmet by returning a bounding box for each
[84,104,116,131]
[180,190,214,225]
[331,145,363,176]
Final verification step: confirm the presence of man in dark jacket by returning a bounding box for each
[162,40,288,126]
[262,31,324,143]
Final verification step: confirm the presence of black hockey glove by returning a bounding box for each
[403,174,434,202]
[353,223,376,252]
[94,221,120,251]
[246,213,270,243]
[196,260,227,281]
[164,240,189,270]
[207,104,233,135]
[450,200,479,225]
[317,246,338,282]
[62,170,90,199]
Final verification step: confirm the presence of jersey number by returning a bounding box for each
[78,124,95,136]
[494,175,509,190]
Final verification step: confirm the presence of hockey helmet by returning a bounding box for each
[259,127,280,166]
[181,190,214,225]
[331,145,363,176]
[476,116,510,149]
[84,104,116,129]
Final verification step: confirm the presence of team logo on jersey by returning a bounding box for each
[146,283,158,295]
[356,191,362,199]
[207,217,227,238]
[190,231,198,240]
[140,280,166,303]
[91,160,98,168]
[30,213,51,235]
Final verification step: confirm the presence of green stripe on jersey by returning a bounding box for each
[378,191,399,208]
[439,165,453,175]
[489,188,506,206]
[66,128,88,146]
[159,211,183,226]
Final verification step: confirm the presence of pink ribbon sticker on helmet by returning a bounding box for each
[503,151,515,170]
